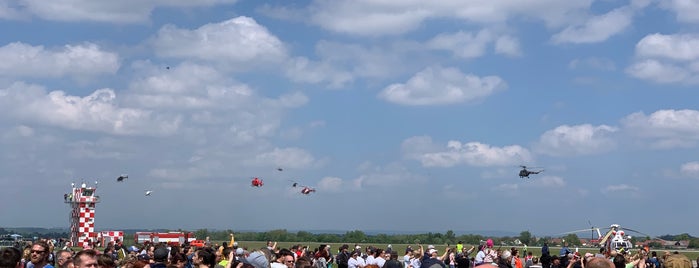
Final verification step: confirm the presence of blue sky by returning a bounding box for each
[1,0,699,238]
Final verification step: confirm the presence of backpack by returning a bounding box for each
[315,257,328,268]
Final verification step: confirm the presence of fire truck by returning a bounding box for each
[134,232,196,245]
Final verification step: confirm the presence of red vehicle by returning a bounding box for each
[190,239,206,247]
[134,232,196,246]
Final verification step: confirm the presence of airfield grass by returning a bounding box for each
[226,241,699,260]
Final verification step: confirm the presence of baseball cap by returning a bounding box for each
[427,245,435,250]
[154,247,169,262]
[428,249,438,255]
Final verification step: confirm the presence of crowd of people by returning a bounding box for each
[0,238,695,268]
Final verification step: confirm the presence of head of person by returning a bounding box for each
[97,254,116,268]
[276,249,294,268]
[56,250,74,268]
[0,247,22,268]
[30,241,51,265]
[586,257,615,268]
[153,247,169,264]
[73,250,99,268]
[194,248,216,268]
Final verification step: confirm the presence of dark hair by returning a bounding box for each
[196,248,216,268]
[0,247,21,268]
[73,250,98,267]
[98,254,116,268]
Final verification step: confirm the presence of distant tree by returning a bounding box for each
[674,233,692,241]
[563,234,580,246]
[195,229,210,240]
[345,230,367,243]
[519,231,532,246]
[445,230,456,245]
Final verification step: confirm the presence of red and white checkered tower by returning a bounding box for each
[65,181,100,248]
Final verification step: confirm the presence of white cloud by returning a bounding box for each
[152,16,287,66]
[680,161,699,178]
[285,57,354,88]
[306,0,593,36]
[378,66,506,106]
[533,176,566,187]
[17,0,237,23]
[427,30,494,59]
[660,0,699,24]
[0,82,180,136]
[535,124,619,156]
[402,136,532,167]
[495,35,522,57]
[621,109,699,149]
[317,176,343,192]
[627,34,699,84]
[0,42,119,79]
[601,184,640,198]
[0,1,24,19]
[568,57,616,71]
[635,33,699,61]
[626,60,691,83]
[250,147,317,169]
[552,7,633,44]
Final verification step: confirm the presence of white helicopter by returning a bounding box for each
[561,223,648,253]
[144,190,153,196]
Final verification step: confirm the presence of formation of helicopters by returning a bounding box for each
[75,165,539,199]
[111,168,316,196]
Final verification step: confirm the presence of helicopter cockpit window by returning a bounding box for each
[82,189,93,196]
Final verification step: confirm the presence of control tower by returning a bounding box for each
[64,181,100,248]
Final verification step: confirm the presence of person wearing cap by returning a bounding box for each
[240,249,272,268]
[418,247,445,268]
[151,247,169,268]
[496,251,513,268]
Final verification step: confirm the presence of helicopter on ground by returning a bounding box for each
[251,177,264,187]
[560,223,649,253]
[519,165,544,178]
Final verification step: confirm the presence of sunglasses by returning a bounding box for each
[31,250,46,254]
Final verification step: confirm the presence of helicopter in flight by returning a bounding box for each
[290,180,316,195]
[116,174,128,182]
[251,177,264,187]
[519,165,544,178]
[144,190,153,196]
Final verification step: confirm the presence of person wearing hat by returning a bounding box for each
[419,247,445,268]
[151,247,169,268]
[240,250,272,268]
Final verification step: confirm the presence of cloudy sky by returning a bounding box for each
[1,0,698,237]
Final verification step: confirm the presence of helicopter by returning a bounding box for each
[560,223,649,253]
[144,190,153,196]
[116,174,128,182]
[519,165,544,178]
[251,177,264,187]
[290,180,316,195]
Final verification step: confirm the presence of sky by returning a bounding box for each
[1,0,699,238]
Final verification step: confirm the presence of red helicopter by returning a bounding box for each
[251,177,264,187]
[290,181,315,195]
